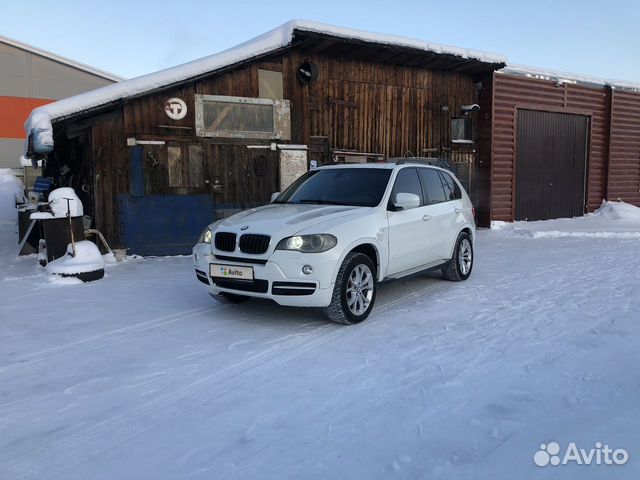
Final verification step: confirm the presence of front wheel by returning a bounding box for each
[442,232,473,281]
[323,252,377,325]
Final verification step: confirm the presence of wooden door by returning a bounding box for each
[208,142,279,218]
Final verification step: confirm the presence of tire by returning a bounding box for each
[323,252,377,325]
[209,292,251,304]
[442,232,473,282]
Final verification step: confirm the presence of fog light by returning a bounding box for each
[302,265,313,275]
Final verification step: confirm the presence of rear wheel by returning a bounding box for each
[442,232,473,281]
[209,292,251,304]
[323,252,377,325]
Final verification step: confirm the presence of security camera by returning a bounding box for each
[460,104,480,114]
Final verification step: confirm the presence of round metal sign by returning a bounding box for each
[164,98,187,120]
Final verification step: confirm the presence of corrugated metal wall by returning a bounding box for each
[608,90,640,205]
[490,73,609,222]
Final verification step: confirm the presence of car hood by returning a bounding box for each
[214,203,362,236]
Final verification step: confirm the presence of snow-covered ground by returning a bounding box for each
[1,202,639,479]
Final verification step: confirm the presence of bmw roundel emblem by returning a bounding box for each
[240,225,249,230]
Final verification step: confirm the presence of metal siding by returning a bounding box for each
[29,54,113,99]
[118,194,215,256]
[515,110,588,220]
[608,90,640,206]
[0,138,26,168]
[0,43,30,97]
[491,74,608,221]
[129,145,144,197]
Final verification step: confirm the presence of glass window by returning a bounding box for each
[391,168,424,205]
[451,117,473,142]
[258,69,284,100]
[276,168,392,207]
[203,100,274,134]
[439,171,462,200]
[418,168,448,205]
[195,94,290,139]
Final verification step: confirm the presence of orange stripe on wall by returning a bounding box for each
[0,96,55,139]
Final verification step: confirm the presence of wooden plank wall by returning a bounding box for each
[283,50,478,157]
[91,114,127,246]
[62,52,482,247]
[608,90,640,206]
[490,74,608,221]
[475,73,493,226]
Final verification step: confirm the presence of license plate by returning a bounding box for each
[210,264,254,280]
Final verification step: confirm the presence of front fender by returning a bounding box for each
[329,237,387,286]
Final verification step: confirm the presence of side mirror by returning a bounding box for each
[393,192,420,210]
[270,192,281,203]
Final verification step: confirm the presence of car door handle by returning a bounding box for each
[454,208,462,214]
[422,215,432,221]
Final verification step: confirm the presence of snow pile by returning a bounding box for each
[492,201,640,239]
[30,187,83,219]
[46,240,104,276]
[25,110,53,154]
[0,169,25,222]
[591,200,640,221]
[24,19,505,143]
[48,187,83,217]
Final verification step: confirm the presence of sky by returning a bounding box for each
[1,0,639,82]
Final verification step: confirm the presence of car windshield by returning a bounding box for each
[275,168,392,207]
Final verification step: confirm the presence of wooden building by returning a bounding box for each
[24,21,505,254]
[24,21,640,255]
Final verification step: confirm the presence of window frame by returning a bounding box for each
[388,167,425,210]
[194,94,291,140]
[438,170,462,201]
[417,167,450,206]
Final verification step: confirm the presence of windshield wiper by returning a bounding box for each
[298,199,347,205]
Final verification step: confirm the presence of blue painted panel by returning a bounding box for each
[118,195,214,256]
[129,146,144,197]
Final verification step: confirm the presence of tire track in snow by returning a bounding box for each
[0,305,215,373]
[4,278,449,479]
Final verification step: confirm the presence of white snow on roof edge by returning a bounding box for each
[502,63,640,91]
[24,19,506,141]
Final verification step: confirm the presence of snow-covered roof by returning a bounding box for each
[502,63,640,91]
[24,20,505,137]
[0,34,123,83]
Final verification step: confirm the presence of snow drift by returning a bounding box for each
[0,169,24,222]
[492,201,640,239]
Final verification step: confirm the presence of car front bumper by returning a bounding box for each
[192,243,337,307]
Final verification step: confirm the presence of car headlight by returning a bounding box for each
[275,234,337,253]
[198,227,212,244]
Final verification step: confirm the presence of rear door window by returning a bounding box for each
[418,168,448,205]
[439,171,462,200]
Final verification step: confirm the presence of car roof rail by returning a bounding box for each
[392,157,441,166]
[318,161,364,166]
[392,157,457,174]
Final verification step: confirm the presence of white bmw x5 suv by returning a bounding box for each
[193,161,475,324]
